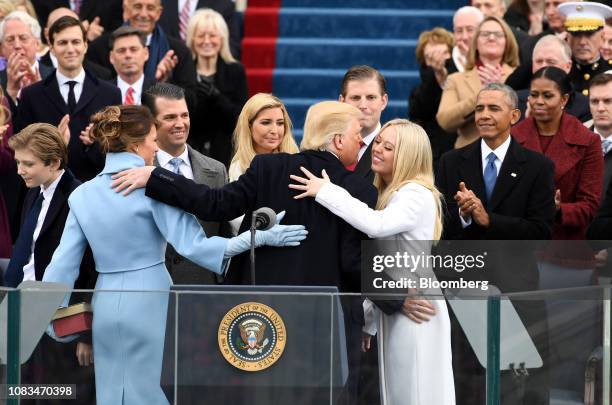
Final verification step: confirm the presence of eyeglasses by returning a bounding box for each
[478,31,505,39]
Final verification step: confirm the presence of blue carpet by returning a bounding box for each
[272,0,464,143]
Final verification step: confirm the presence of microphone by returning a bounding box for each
[249,207,277,285]
[252,207,277,231]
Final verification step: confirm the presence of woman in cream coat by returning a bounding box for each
[290,119,454,405]
[437,16,519,148]
[42,105,307,405]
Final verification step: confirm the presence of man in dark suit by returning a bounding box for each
[339,65,388,182]
[39,7,113,80]
[31,0,123,37]
[112,100,378,405]
[0,11,54,102]
[437,83,556,404]
[142,82,228,283]
[16,16,122,181]
[87,0,197,93]
[6,123,96,404]
[157,0,241,59]
[0,11,54,94]
[109,26,156,104]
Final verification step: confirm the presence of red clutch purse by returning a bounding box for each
[51,303,93,337]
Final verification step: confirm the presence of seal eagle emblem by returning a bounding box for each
[218,302,287,371]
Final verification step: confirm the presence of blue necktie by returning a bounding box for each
[484,152,497,204]
[169,157,182,175]
[5,193,44,287]
[602,139,612,156]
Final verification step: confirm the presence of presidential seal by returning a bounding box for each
[218,302,287,371]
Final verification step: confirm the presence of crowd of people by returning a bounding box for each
[1,0,612,404]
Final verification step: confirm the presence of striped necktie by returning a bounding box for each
[125,87,135,105]
[179,0,191,41]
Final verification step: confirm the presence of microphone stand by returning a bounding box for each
[250,212,257,285]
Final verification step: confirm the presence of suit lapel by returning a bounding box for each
[73,74,96,115]
[187,145,219,186]
[354,142,373,177]
[489,138,524,211]
[459,140,487,202]
[38,171,73,238]
[42,75,69,115]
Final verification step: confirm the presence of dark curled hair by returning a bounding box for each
[90,105,155,153]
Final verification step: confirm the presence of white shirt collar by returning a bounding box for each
[146,34,152,46]
[40,170,64,200]
[56,68,85,87]
[594,126,612,140]
[359,122,381,161]
[481,135,511,171]
[157,146,191,169]
[117,74,145,103]
[452,46,466,73]
[49,52,58,68]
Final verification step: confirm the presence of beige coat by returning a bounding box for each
[436,64,515,148]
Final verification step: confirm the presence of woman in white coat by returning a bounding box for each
[289,119,455,405]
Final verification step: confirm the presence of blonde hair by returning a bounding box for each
[186,8,235,63]
[231,93,298,173]
[0,0,16,20]
[300,101,361,151]
[465,16,519,70]
[374,119,444,240]
[415,27,455,65]
[9,123,68,169]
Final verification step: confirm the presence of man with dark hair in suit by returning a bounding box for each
[16,15,122,181]
[87,0,197,92]
[142,82,228,284]
[437,83,556,404]
[339,65,388,182]
[109,26,155,105]
[40,7,113,80]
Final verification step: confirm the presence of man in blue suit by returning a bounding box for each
[15,15,121,181]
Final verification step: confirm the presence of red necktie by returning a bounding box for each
[125,87,135,105]
[179,0,191,41]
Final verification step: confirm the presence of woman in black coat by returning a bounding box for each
[186,8,248,167]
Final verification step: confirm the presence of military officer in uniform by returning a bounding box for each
[559,1,612,96]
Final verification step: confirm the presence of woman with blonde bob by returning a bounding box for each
[228,93,298,234]
[290,119,455,405]
[185,8,248,164]
[230,93,298,181]
[437,15,519,148]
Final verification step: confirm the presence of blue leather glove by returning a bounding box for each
[224,211,307,257]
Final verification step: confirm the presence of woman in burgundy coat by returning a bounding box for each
[513,66,603,240]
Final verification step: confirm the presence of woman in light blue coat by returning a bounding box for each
[42,105,307,405]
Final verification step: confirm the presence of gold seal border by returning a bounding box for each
[217,302,287,372]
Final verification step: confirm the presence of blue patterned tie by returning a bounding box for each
[168,157,182,175]
[602,139,612,156]
[5,193,44,287]
[483,152,497,204]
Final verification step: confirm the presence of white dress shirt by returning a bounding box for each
[359,122,381,161]
[22,170,65,281]
[157,147,194,180]
[56,68,85,105]
[460,136,511,227]
[452,46,466,73]
[117,75,145,105]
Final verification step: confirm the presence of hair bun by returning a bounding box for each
[90,106,122,152]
